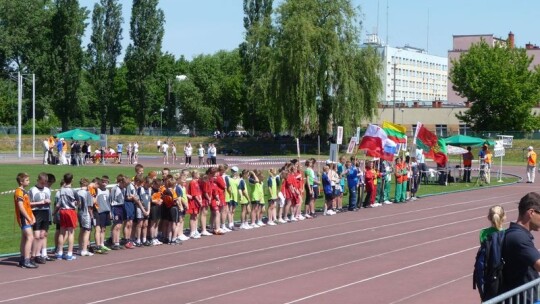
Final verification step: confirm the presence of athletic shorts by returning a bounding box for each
[59,209,78,229]
[95,212,110,228]
[267,198,277,205]
[124,201,135,220]
[150,204,161,222]
[162,206,172,222]
[201,199,210,208]
[187,201,200,215]
[170,206,180,223]
[112,205,125,224]
[312,185,320,199]
[290,196,300,206]
[161,204,169,221]
[32,209,50,231]
[324,193,335,201]
[250,200,260,205]
[135,207,146,220]
[210,201,220,212]
[228,200,237,208]
[78,211,92,230]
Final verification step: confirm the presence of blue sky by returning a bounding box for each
[78,0,540,60]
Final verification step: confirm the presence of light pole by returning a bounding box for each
[170,75,187,133]
[14,72,36,159]
[392,62,397,123]
[160,108,164,136]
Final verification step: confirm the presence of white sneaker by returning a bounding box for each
[383,200,393,205]
[178,234,190,241]
[278,219,287,224]
[304,214,312,219]
[244,223,253,229]
[327,210,336,215]
[290,216,298,222]
[228,224,235,230]
[256,220,266,226]
[411,197,418,201]
[250,223,260,228]
[190,233,201,239]
[297,215,305,220]
[201,230,213,236]
[267,221,277,226]
[221,226,231,232]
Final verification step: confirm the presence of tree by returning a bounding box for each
[271,0,381,136]
[47,0,88,130]
[124,0,164,133]
[0,0,55,127]
[451,41,540,131]
[86,0,123,134]
[240,0,275,133]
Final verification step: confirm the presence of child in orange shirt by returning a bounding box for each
[15,173,37,268]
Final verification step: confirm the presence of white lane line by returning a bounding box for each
[1,192,515,285]
[0,197,517,302]
[84,215,489,304]
[184,230,480,304]
[0,212,483,303]
[388,274,472,304]
[283,247,476,304]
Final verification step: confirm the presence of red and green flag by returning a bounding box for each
[382,121,407,144]
[414,122,448,167]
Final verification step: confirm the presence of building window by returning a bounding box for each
[435,124,448,137]
[459,124,470,135]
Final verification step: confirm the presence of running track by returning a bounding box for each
[0,161,536,303]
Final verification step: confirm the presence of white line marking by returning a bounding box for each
[388,274,472,304]
[283,247,477,304]
[184,230,481,304]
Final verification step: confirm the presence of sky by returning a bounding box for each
[78,0,540,60]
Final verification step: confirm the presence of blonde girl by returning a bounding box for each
[479,205,506,243]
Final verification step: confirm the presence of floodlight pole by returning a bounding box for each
[17,72,22,159]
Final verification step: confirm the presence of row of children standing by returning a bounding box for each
[14,155,424,269]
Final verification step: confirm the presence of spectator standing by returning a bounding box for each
[117,142,123,164]
[500,192,540,302]
[462,146,473,183]
[42,138,50,165]
[161,141,169,164]
[527,146,536,183]
[184,142,193,165]
[198,144,205,165]
[209,144,217,165]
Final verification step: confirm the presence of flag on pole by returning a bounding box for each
[413,122,448,166]
[359,124,397,161]
[382,121,407,143]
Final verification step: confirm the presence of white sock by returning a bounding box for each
[41,248,47,257]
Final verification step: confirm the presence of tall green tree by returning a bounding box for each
[451,41,540,131]
[0,0,55,126]
[86,0,123,134]
[47,0,88,130]
[240,0,274,133]
[124,0,164,133]
[271,0,381,135]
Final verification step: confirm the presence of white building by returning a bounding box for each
[363,34,448,106]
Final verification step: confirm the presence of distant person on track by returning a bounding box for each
[198,144,205,165]
[526,146,536,183]
[184,142,193,166]
[500,192,540,302]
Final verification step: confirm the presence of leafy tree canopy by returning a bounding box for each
[451,41,540,131]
